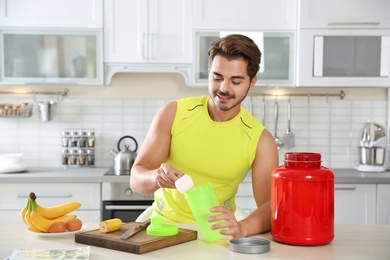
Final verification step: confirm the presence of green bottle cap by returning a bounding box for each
[146,215,179,236]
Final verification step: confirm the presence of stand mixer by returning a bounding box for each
[356,122,390,172]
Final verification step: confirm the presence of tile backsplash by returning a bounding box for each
[0,96,387,169]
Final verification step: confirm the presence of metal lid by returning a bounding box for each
[230,238,270,254]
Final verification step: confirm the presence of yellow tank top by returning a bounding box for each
[152,96,265,222]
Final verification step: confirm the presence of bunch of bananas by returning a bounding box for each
[21,192,81,233]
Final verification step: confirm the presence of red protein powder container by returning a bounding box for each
[271,152,335,246]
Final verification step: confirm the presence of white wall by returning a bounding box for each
[0,72,388,169]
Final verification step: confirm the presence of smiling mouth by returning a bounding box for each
[216,91,234,101]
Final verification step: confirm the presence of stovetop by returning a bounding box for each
[104,168,130,176]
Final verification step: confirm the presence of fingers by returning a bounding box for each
[156,163,184,189]
[209,206,244,238]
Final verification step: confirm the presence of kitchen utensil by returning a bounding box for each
[358,147,385,165]
[75,222,197,254]
[230,238,271,254]
[0,153,23,164]
[37,100,57,122]
[121,219,151,240]
[274,100,283,150]
[109,136,138,175]
[356,122,390,172]
[261,95,266,125]
[283,97,295,149]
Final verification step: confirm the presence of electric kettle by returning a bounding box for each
[109,136,138,175]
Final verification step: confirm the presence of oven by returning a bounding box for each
[101,180,154,223]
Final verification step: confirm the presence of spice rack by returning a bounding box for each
[0,102,33,117]
[61,129,95,168]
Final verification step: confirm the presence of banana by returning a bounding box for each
[99,218,123,233]
[24,199,41,232]
[29,199,76,232]
[20,200,28,225]
[36,201,81,220]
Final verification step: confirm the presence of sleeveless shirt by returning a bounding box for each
[152,96,265,222]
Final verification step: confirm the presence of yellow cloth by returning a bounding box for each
[152,96,265,222]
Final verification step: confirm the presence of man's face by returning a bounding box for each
[208,55,256,112]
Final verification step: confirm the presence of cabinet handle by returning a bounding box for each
[17,194,72,199]
[142,33,148,60]
[328,22,380,26]
[335,187,356,191]
[105,205,150,210]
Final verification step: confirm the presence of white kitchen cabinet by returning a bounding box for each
[300,0,390,29]
[0,0,103,28]
[0,29,103,85]
[377,184,390,224]
[193,0,297,30]
[0,183,101,224]
[104,0,193,85]
[193,31,295,87]
[104,0,192,63]
[334,184,376,224]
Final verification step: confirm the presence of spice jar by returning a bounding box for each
[87,131,95,147]
[87,149,95,166]
[78,149,86,166]
[69,150,78,165]
[20,102,30,117]
[271,152,334,246]
[61,149,69,166]
[62,131,70,147]
[78,131,87,147]
[70,132,79,147]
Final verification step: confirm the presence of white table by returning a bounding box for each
[1,223,390,259]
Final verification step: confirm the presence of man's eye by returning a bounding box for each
[232,81,241,85]
[213,76,223,82]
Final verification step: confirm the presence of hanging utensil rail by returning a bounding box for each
[250,90,345,102]
[0,90,68,97]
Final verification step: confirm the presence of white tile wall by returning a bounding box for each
[0,96,387,169]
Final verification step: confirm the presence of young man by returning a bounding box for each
[130,34,278,238]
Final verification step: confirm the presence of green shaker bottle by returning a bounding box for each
[175,175,223,243]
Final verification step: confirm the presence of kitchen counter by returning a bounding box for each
[2,167,390,184]
[0,167,110,183]
[332,168,390,184]
[0,223,389,259]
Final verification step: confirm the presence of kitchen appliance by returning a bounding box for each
[109,136,138,175]
[101,180,154,223]
[299,29,390,87]
[356,122,390,172]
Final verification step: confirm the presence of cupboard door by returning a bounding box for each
[0,0,103,28]
[104,0,192,63]
[194,0,297,30]
[300,0,390,29]
[334,184,376,224]
[377,184,390,224]
[104,0,148,63]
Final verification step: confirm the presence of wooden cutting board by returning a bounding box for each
[75,222,198,254]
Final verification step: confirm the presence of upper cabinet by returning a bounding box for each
[104,0,193,84]
[194,32,295,87]
[0,29,103,85]
[0,0,103,29]
[300,0,390,29]
[192,0,297,87]
[297,0,390,87]
[194,0,297,30]
[0,0,104,85]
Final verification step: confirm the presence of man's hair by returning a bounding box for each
[208,34,261,81]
